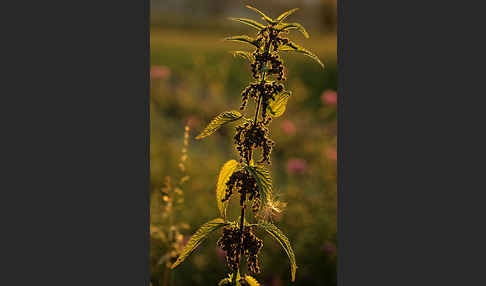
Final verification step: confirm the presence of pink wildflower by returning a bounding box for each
[286,158,307,174]
[150,65,171,80]
[281,119,296,136]
[215,247,225,262]
[325,147,337,161]
[323,241,337,256]
[321,89,337,105]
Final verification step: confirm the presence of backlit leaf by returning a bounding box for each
[231,51,254,63]
[224,35,259,48]
[276,22,309,38]
[228,17,265,30]
[218,277,232,286]
[196,111,243,140]
[257,221,297,281]
[245,164,272,212]
[170,218,228,269]
[216,160,239,218]
[267,91,291,117]
[276,8,299,23]
[279,41,324,68]
[244,275,261,286]
[246,5,276,25]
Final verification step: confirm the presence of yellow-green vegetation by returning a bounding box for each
[150,5,337,286]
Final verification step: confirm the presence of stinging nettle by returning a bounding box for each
[169,5,323,286]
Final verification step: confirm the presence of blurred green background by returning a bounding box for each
[150,1,337,285]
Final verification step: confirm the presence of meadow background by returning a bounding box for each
[150,1,337,285]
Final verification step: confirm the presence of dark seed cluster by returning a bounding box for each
[242,227,263,274]
[222,169,260,205]
[234,121,274,164]
[268,53,285,81]
[240,83,259,111]
[217,226,241,271]
[238,26,291,165]
[249,26,289,81]
[217,226,263,275]
[251,197,261,213]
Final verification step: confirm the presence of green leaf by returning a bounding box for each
[267,91,291,117]
[246,5,276,25]
[231,51,254,63]
[257,221,297,282]
[276,8,299,23]
[276,22,309,38]
[228,17,265,30]
[279,41,324,68]
[224,35,259,48]
[243,275,261,286]
[245,164,272,212]
[196,111,243,140]
[218,278,231,286]
[216,160,239,218]
[170,218,228,269]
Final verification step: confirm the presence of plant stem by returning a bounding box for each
[254,95,262,124]
[231,192,247,286]
[232,34,271,286]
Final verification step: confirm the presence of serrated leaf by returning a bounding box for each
[216,160,239,218]
[228,17,265,30]
[276,22,309,38]
[279,41,324,68]
[276,8,299,23]
[231,51,254,63]
[257,221,297,282]
[244,275,261,286]
[267,91,291,117]
[225,35,259,48]
[170,218,228,269]
[245,164,272,212]
[196,111,243,140]
[246,5,276,25]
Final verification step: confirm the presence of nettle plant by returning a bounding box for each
[170,6,323,286]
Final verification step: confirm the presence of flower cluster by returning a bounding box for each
[222,169,260,206]
[217,226,242,272]
[240,82,259,111]
[242,227,263,274]
[217,226,263,275]
[234,121,274,164]
[251,27,289,80]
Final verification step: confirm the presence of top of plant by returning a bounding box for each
[226,5,324,69]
